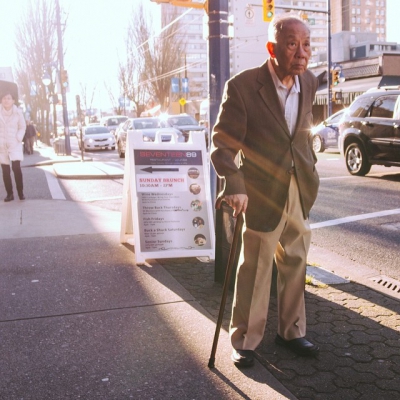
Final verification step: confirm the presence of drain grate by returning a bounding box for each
[370,275,400,294]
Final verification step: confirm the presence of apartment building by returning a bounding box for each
[331,0,387,42]
[161,4,208,115]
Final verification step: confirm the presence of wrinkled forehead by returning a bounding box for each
[274,19,310,42]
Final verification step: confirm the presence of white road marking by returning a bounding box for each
[311,209,400,230]
[320,171,400,181]
[45,170,66,200]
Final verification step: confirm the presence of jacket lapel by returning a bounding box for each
[257,61,291,136]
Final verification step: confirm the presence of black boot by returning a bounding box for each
[4,193,14,202]
[18,192,25,200]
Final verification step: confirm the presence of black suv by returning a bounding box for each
[338,88,400,175]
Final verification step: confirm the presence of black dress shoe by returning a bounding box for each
[231,349,254,367]
[275,334,319,357]
[4,194,14,202]
[19,193,25,200]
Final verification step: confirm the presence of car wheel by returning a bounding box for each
[312,135,325,153]
[345,142,371,176]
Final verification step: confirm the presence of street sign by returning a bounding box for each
[179,98,186,106]
[119,97,130,107]
[245,6,255,26]
[171,77,179,93]
[181,77,189,93]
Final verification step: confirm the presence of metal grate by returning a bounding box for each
[370,275,400,294]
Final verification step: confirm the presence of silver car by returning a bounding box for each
[116,117,184,158]
[78,126,116,151]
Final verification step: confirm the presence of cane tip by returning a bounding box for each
[208,358,215,368]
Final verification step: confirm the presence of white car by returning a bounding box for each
[79,126,116,151]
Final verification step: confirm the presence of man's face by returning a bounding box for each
[269,20,311,78]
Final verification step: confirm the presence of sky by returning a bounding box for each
[1,0,399,110]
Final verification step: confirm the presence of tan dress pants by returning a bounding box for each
[230,175,311,350]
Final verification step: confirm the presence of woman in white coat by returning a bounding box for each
[0,91,26,202]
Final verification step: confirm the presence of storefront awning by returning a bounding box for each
[314,76,382,105]
[378,75,400,88]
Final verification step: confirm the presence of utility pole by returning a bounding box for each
[327,0,333,116]
[208,0,231,283]
[55,0,71,155]
[208,0,230,201]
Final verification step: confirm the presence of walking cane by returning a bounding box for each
[208,198,244,368]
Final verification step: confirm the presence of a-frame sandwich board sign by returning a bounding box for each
[120,130,215,264]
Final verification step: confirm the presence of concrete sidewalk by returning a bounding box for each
[1,141,399,399]
[0,143,295,399]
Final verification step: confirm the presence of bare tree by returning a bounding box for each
[119,2,182,114]
[14,0,62,144]
[143,11,183,112]
[80,82,97,121]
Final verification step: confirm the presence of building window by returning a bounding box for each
[357,8,360,14]
[352,16,356,23]
[356,17,361,23]
[352,8,356,14]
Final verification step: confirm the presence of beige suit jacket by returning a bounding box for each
[211,60,319,232]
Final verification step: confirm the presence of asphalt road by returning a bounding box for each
[31,142,400,282]
[311,149,400,280]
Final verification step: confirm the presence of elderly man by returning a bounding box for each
[211,14,320,367]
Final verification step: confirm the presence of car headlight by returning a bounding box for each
[311,126,318,135]
[87,138,93,143]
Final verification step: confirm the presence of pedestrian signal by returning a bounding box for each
[263,0,274,22]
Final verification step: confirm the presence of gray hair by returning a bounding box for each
[268,14,309,43]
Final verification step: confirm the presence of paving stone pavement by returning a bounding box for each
[160,257,400,400]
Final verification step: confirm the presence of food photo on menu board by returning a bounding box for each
[133,149,212,253]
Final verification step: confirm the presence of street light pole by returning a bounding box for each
[55,0,71,155]
[42,70,58,142]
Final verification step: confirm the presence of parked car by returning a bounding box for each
[159,113,207,145]
[338,87,400,176]
[100,115,128,136]
[78,125,116,151]
[116,117,184,158]
[311,109,345,152]
[69,126,78,137]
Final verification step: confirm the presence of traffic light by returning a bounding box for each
[60,69,69,88]
[263,0,274,22]
[332,69,340,86]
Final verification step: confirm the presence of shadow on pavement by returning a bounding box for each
[156,257,400,400]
